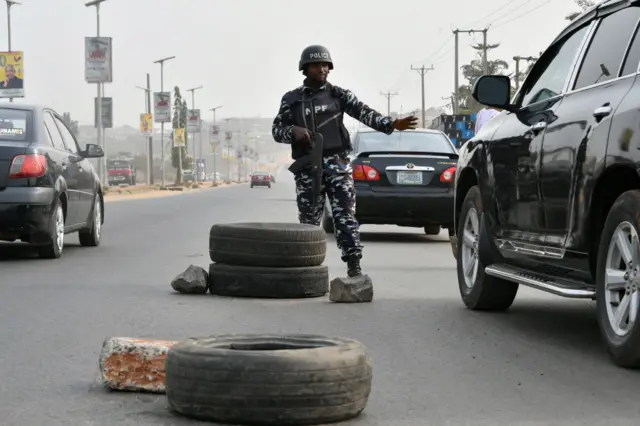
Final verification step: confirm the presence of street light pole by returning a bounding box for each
[85,0,108,186]
[153,55,175,188]
[209,105,222,184]
[4,0,20,103]
[186,85,203,183]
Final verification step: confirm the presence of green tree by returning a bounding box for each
[171,86,190,183]
[456,43,510,113]
[566,0,596,21]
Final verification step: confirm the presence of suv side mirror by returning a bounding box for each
[472,75,516,112]
[83,143,104,158]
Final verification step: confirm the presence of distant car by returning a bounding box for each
[250,171,271,188]
[107,158,136,186]
[182,169,195,183]
[322,128,457,235]
[0,104,105,259]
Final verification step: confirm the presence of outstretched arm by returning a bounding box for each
[336,87,395,135]
[272,96,294,144]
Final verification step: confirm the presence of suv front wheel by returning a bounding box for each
[456,186,518,311]
[596,190,640,368]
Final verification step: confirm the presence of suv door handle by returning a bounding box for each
[530,121,547,132]
[594,105,612,121]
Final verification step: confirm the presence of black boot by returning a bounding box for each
[346,255,362,277]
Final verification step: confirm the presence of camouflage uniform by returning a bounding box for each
[272,82,394,262]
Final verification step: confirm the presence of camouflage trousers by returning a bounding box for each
[294,153,363,261]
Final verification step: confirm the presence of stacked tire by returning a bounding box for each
[208,223,329,298]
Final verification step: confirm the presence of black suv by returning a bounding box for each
[452,0,640,368]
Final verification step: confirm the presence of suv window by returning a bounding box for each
[521,25,589,106]
[43,112,66,151]
[573,8,640,89]
[621,18,640,75]
[53,115,79,154]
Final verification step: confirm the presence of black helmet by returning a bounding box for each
[299,45,334,71]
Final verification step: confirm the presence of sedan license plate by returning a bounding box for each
[397,171,422,185]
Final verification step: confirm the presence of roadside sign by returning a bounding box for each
[139,113,153,136]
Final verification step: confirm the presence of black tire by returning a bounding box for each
[424,225,440,235]
[166,334,372,425]
[322,204,334,234]
[457,186,518,310]
[251,184,254,188]
[38,199,65,259]
[79,194,102,247]
[596,190,640,368]
[209,223,326,267]
[268,184,271,188]
[209,263,328,298]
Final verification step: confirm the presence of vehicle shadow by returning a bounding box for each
[0,242,82,261]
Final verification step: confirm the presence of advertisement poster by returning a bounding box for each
[139,113,153,136]
[0,51,24,98]
[94,97,113,128]
[84,37,112,83]
[173,128,185,147]
[187,109,201,133]
[153,92,171,123]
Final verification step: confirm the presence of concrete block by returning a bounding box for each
[329,275,373,303]
[99,337,176,393]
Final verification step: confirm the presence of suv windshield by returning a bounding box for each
[108,160,131,169]
[0,108,32,142]
[355,131,454,154]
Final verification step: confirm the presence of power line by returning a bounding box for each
[464,0,524,28]
[492,0,556,29]
[410,64,434,127]
[380,91,399,116]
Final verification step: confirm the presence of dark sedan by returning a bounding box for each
[322,128,457,235]
[0,104,104,259]
[250,171,272,188]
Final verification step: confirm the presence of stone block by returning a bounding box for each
[171,265,208,294]
[329,275,373,303]
[99,337,176,393]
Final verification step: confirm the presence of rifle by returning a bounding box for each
[288,98,325,210]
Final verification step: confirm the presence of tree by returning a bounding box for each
[171,86,190,183]
[456,43,510,114]
[566,0,596,21]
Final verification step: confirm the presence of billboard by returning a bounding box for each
[94,97,113,128]
[153,92,171,123]
[173,128,185,147]
[140,113,153,136]
[84,37,113,83]
[0,51,24,98]
[187,109,201,133]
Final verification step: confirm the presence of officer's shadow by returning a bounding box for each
[329,228,449,244]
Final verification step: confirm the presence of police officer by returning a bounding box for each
[272,45,418,277]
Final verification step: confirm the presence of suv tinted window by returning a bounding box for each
[521,25,589,106]
[622,18,640,75]
[574,8,640,89]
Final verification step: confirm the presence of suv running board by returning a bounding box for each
[484,264,596,299]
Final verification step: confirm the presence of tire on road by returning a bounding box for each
[209,263,328,298]
[596,190,640,368]
[209,222,326,267]
[38,198,65,259]
[166,334,372,425]
[457,185,518,310]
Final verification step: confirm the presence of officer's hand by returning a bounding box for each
[292,126,312,147]
[393,116,419,131]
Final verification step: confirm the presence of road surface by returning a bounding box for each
[0,172,637,426]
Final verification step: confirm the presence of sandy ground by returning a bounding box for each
[103,182,241,203]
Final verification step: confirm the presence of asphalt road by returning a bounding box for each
[0,172,638,426]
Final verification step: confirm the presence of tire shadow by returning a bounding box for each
[0,241,83,262]
[357,231,448,244]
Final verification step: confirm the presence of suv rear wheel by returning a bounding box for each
[596,190,640,368]
[456,186,518,311]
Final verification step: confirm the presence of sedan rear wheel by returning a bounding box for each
[38,201,65,259]
[79,196,102,247]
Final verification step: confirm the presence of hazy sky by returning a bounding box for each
[1,0,579,127]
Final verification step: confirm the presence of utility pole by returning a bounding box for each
[186,85,203,183]
[4,0,20,103]
[380,90,398,116]
[410,65,434,128]
[153,55,175,188]
[210,105,222,184]
[453,28,489,114]
[135,74,154,184]
[513,55,537,90]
